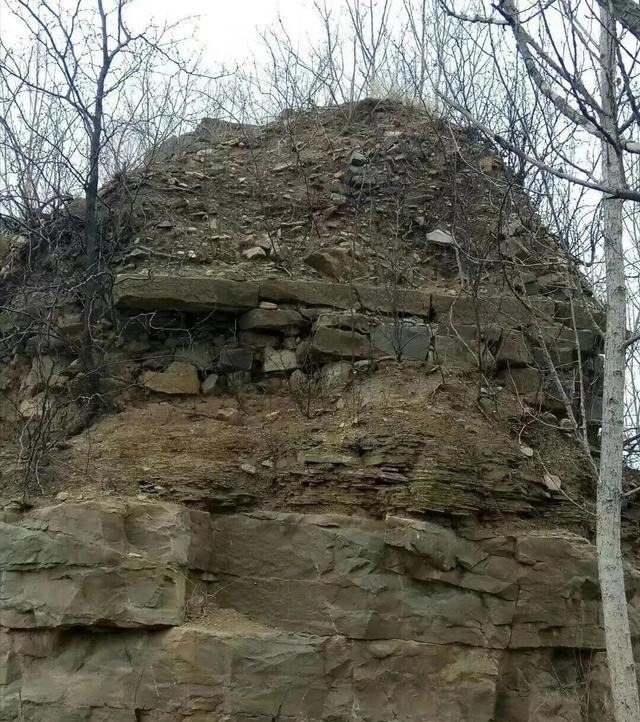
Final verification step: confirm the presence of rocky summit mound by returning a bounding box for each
[0,99,638,721]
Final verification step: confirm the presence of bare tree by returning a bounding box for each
[436,0,640,717]
[0,0,209,423]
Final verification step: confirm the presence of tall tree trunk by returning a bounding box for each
[79,81,106,423]
[597,5,640,720]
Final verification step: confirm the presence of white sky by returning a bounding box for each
[0,0,346,68]
[128,0,344,66]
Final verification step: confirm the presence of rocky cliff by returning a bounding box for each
[0,99,638,721]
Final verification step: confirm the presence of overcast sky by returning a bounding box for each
[0,0,345,68]
[128,0,344,66]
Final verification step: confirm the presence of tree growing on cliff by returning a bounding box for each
[436,0,640,718]
[0,0,208,423]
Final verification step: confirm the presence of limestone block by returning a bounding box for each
[263,348,299,373]
[239,308,304,331]
[114,274,260,312]
[494,330,533,369]
[307,326,373,361]
[142,361,200,395]
[259,279,358,309]
[431,335,479,369]
[371,322,431,360]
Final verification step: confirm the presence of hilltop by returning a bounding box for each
[0,99,637,722]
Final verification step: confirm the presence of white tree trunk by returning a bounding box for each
[597,5,640,720]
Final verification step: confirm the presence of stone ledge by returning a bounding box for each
[2,500,637,650]
[0,562,185,629]
[113,273,560,329]
[0,624,501,722]
[114,274,260,311]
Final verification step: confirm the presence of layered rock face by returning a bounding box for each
[0,100,638,720]
[2,498,636,721]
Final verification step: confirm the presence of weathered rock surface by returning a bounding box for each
[306,326,374,361]
[239,308,304,331]
[370,322,431,360]
[494,330,533,368]
[263,347,298,373]
[114,274,260,312]
[0,100,628,722]
[113,274,554,328]
[432,335,480,369]
[142,361,200,395]
[1,500,638,720]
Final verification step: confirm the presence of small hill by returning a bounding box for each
[0,99,637,722]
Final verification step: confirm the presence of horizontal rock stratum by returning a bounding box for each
[0,100,634,722]
[1,498,638,720]
[113,272,557,322]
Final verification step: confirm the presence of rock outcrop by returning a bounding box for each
[2,498,636,721]
[0,99,638,720]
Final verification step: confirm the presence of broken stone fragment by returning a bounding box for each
[142,361,200,395]
[555,300,606,332]
[18,392,48,420]
[140,350,168,371]
[201,374,219,395]
[479,156,503,174]
[315,311,372,335]
[319,361,352,388]
[496,367,542,395]
[560,417,576,432]
[543,473,562,491]
[215,407,243,425]
[349,151,368,166]
[288,368,308,392]
[430,336,479,370]
[242,246,267,260]
[239,308,304,331]
[259,279,358,309]
[540,389,568,415]
[304,248,351,280]
[520,445,534,459]
[56,312,84,338]
[426,228,454,246]
[330,179,350,196]
[272,161,294,172]
[531,345,575,369]
[297,451,358,465]
[20,355,66,396]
